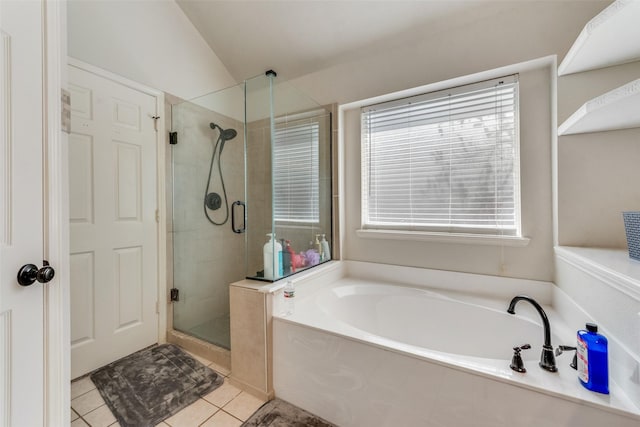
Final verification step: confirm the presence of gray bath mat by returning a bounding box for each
[90,344,223,427]
[242,398,336,427]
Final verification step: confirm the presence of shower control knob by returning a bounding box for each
[17,260,55,286]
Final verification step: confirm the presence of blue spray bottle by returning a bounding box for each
[577,323,609,394]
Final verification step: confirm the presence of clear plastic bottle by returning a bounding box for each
[283,280,295,316]
[281,238,291,275]
[577,323,609,394]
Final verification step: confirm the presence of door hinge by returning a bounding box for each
[170,288,179,302]
[169,131,178,145]
[155,301,160,314]
[155,209,160,223]
[151,115,160,132]
[61,89,71,134]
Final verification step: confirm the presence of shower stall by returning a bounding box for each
[169,72,332,350]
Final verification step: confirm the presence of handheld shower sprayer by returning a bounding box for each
[204,123,238,226]
[210,123,237,145]
[210,122,237,153]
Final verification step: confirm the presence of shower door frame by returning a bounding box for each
[167,83,247,355]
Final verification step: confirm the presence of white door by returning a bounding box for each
[68,65,159,378]
[0,2,47,426]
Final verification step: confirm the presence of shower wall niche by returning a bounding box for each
[170,73,332,349]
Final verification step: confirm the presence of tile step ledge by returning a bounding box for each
[554,246,640,301]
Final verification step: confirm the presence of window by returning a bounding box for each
[273,121,319,223]
[361,76,520,235]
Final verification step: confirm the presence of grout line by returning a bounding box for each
[221,409,244,423]
[197,408,244,427]
[77,414,90,426]
[198,408,219,426]
[71,385,98,403]
[70,386,98,402]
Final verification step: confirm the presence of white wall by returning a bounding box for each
[558,60,640,248]
[342,65,554,281]
[290,2,609,106]
[67,0,236,100]
[286,1,610,282]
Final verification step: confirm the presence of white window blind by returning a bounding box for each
[361,76,520,235]
[273,121,319,223]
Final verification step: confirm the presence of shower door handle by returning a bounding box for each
[232,201,246,234]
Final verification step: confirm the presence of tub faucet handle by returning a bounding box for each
[510,344,531,373]
[555,345,578,370]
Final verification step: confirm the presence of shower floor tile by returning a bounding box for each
[187,316,231,349]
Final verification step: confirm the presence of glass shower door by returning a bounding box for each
[169,72,334,350]
[170,83,246,349]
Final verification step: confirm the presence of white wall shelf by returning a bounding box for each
[558,0,640,76]
[558,78,640,135]
[555,246,640,301]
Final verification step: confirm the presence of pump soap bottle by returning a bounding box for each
[321,234,331,261]
[577,323,609,394]
[315,234,322,257]
[263,233,283,280]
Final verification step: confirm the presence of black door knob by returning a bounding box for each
[17,260,55,286]
[36,261,55,284]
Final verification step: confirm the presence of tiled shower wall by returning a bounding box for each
[245,111,333,278]
[165,96,337,341]
[167,98,245,335]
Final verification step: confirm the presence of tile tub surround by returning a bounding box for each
[228,261,344,400]
[271,261,640,426]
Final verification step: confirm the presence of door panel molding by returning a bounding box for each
[113,98,141,131]
[0,310,11,427]
[68,133,94,224]
[0,31,11,246]
[114,141,142,222]
[70,251,95,346]
[68,83,93,119]
[113,245,143,330]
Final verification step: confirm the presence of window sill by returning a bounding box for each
[276,223,322,230]
[355,229,531,247]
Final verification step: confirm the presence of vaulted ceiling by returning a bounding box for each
[176,0,525,82]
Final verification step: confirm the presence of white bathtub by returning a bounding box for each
[316,282,551,360]
[272,262,640,427]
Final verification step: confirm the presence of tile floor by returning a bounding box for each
[70,349,266,427]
